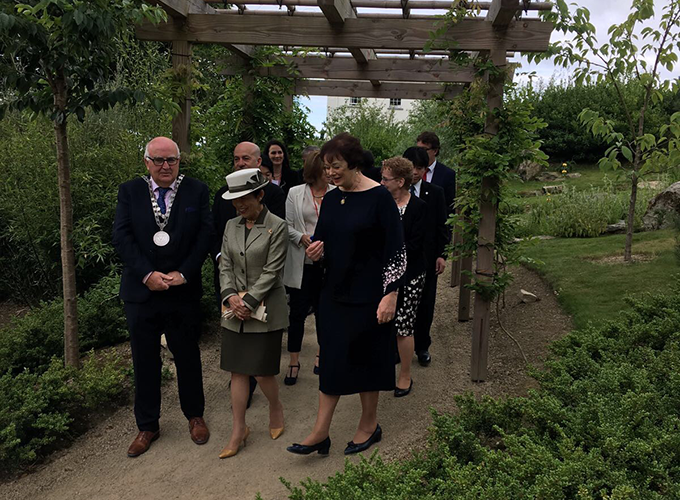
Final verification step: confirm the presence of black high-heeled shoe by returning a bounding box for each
[286,436,331,455]
[344,424,382,455]
[284,363,300,386]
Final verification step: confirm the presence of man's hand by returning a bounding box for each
[300,234,313,248]
[145,271,171,291]
[227,295,251,321]
[164,271,186,286]
[306,240,324,261]
[377,291,398,324]
[435,257,446,275]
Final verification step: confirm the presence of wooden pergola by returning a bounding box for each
[137,0,554,382]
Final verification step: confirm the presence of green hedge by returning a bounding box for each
[285,286,680,499]
[0,353,128,471]
[0,275,127,375]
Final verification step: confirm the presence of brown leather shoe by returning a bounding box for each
[127,430,160,457]
[189,417,210,445]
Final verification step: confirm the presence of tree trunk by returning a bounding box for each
[624,171,638,262]
[53,72,80,368]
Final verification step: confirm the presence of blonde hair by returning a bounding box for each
[381,156,414,188]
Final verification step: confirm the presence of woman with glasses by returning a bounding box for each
[380,157,427,397]
[282,151,335,385]
[264,140,300,196]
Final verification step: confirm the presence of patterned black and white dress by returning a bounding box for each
[395,199,427,337]
[313,185,406,395]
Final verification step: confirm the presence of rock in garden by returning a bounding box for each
[537,172,561,182]
[542,185,564,195]
[605,220,626,234]
[643,181,680,230]
[639,180,663,189]
[517,161,542,182]
[519,289,540,303]
[566,172,582,179]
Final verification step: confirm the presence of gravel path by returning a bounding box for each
[0,265,571,500]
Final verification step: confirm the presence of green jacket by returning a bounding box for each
[219,207,289,332]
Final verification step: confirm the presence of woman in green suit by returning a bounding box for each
[218,168,289,458]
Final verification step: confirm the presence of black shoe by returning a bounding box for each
[344,424,382,455]
[287,436,331,455]
[284,363,300,386]
[394,379,413,398]
[247,376,257,409]
[417,350,431,367]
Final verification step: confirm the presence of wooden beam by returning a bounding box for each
[293,80,463,99]
[227,44,256,59]
[149,0,215,18]
[221,56,476,83]
[487,0,520,27]
[136,15,553,52]
[203,0,555,10]
[316,0,382,86]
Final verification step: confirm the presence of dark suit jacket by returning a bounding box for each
[211,182,286,259]
[112,176,214,304]
[418,181,450,268]
[401,194,427,281]
[430,160,456,215]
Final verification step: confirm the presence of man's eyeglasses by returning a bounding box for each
[146,156,179,166]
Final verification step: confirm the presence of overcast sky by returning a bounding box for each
[299,0,677,132]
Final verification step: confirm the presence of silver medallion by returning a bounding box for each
[153,230,170,247]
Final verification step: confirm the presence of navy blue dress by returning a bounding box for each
[313,186,406,395]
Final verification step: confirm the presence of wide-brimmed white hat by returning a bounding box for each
[221,168,269,200]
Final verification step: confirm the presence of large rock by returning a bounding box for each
[605,220,627,234]
[643,181,680,230]
[542,185,565,195]
[517,161,542,182]
[536,172,561,182]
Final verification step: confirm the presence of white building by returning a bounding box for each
[326,96,417,122]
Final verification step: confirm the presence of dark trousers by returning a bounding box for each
[287,263,323,353]
[124,296,205,432]
[414,269,438,353]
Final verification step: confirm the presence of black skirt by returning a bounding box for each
[220,328,284,376]
[317,291,396,395]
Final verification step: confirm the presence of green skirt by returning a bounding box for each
[220,327,283,376]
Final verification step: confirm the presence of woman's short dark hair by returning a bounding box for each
[320,132,364,170]
[416,131,441,154]
[264,139,291,172]
[361,150,375,170]
[302,150,324,184]
[382,157,414,189]
[260,155,274,174]
[403,146,430,169]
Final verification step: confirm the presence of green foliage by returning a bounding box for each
[516,179,663,238]
[322,100,411,162]
[0,275,127,374]
[0,353,128,471]
[285,282,680,498]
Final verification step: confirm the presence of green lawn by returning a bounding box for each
[522,229,678,330]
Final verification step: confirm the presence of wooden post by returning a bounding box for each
[172,40,192,157]
[450,206,462,287]
[242,72,255,142]
[458,253,473,322]
[283,93,294,113]
[470,48,505,382]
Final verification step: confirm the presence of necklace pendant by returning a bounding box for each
[340,198,346,205]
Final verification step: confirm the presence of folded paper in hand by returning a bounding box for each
[222,292,268,323]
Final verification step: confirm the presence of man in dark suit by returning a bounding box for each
[403,147,450,366]
[113,137,214,457]
[211,141,286,406]
[416,131,456,216]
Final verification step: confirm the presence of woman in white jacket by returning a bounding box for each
[283,151,334,385]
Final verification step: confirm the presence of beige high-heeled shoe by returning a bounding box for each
[219,427,250,459]
[269,425,284,440]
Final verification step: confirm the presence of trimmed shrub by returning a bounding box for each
[284,284,680,499]
[0,353,128,471]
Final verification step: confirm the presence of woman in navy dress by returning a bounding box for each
[287,133,406,456]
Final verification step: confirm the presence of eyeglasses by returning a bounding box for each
[381,176,397,182]
[146,156,179,166]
